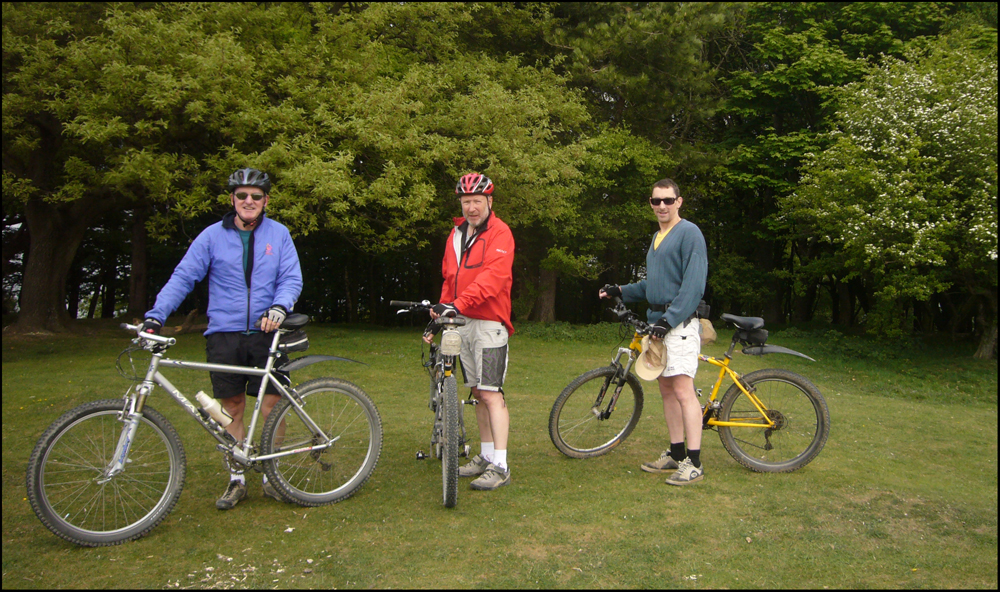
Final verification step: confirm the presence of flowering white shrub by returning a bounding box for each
[787,33,997,336]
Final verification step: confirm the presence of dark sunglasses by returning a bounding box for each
[235,191,266,201]
[649,196,679,206]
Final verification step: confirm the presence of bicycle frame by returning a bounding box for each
[117,326,334,469]
[605,302,777,430]
[699,353,776,429]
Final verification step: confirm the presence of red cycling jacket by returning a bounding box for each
[439,212,515,335]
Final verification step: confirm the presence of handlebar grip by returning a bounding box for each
[390,299,431,309]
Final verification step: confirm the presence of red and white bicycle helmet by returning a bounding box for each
[455,173,494,196]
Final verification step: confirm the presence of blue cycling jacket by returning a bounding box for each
[146,211,303,335]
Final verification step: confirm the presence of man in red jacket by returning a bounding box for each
[428,173,516,490]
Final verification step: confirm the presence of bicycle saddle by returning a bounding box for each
[281,313,310,331]
[720,313,764,331]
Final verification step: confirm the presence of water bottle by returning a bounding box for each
[195,391,233,427]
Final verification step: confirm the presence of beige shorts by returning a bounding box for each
[659,319,701,379]
[456,317,509,391]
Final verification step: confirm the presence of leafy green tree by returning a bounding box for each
[3,2,602,329]
[706,2,953,321]
[786,29,997,357]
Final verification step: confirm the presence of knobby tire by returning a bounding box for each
[549,366,644,459]
[26,400,186,546]
[441,375,460,508]
[261,378,382,506]
[717,368,830,472]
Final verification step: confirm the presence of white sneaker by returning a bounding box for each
[665,458,704,486]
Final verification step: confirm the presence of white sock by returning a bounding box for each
[262,475,268,484]
[493,449,507,470]
[481,442,495,462]
[230,473,245,484]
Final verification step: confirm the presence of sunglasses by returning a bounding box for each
[649,197,679,206]
[235,191,266,201]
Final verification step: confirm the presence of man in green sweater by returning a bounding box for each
[600,178,708,485]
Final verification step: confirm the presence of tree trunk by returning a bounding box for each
[974,292,998,360]
[126,207,149,320]
[533,268,557,323]
[87,284,101,319]
[974,320,996,359]
[344,267,355,323]
[836,280,853,326]
[100,262,117,318]
[13,199,100,332]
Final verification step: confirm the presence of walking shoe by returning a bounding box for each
[470,463,511,491]
[641,451,680,474]
[216,479,248,510]
[459,454,491,478]
[665,458,704,486]
[262,479,290,503]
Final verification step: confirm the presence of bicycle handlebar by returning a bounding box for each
[607,297,652,334]
[120,322,177,347]
[390,299,432,311]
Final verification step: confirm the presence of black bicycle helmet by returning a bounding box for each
[455,173,494,196]
[227,167,271,194]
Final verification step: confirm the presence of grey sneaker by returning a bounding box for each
[459,454,491,478]
[641,451,680,474]
[262,479,290,503]
[665,458,704,486]
[470,463,511,491]
[216,479,248,509]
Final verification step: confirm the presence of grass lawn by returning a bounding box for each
[2,319,997,589]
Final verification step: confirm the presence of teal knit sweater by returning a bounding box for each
[620,219,708,328]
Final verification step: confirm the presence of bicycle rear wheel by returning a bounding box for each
[549,366,644,459]
[26,400,186,546]
[717,368,830,472]
[262,378,382,506]
[440,375,460,508]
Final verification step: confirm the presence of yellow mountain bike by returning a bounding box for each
[549,298,830,472]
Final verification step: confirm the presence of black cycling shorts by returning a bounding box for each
[205,331,288,399]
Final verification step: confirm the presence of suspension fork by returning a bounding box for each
[592,348,634,419]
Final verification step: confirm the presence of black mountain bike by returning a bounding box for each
[391,300,474,508]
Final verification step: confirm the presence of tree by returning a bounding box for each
[705,2,954,321]
[786,29,998,357]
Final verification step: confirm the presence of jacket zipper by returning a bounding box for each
[453,215,489,299]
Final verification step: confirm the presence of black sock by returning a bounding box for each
[688,449,701,468]
[669,442,686,463]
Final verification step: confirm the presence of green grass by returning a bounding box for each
[2,319,997,589]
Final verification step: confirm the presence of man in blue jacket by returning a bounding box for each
[600,178,708,485]
[143,167,303,509]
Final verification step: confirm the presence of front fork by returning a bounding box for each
[101,385,148,482]
[593,347,635,419]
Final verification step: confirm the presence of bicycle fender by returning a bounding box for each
[741,345,816,362]
[277,354,367,373]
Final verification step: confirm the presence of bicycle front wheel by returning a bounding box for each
[549,366,644,459]
[717,368,830,472]
[261,378,383,506]
[26,400,186,546]
[440,375,460,508]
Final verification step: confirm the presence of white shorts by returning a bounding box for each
[456,317,509,391]
[660,319,701,379]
